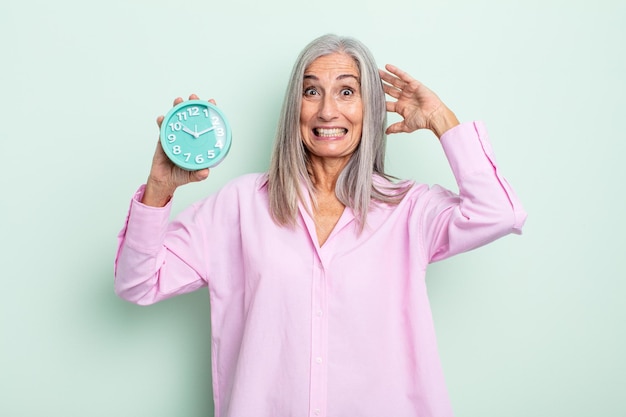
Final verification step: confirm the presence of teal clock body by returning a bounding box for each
[159,100,232,170]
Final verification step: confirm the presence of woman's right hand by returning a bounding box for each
[141,94,212,207]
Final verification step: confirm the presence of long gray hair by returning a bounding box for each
[267,34,411,230]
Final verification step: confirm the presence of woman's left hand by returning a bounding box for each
[379,64,460,139]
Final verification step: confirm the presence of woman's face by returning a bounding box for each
[300,53,363,165]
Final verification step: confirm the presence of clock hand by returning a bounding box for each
[196,126,216,136]
[181,125,199,139]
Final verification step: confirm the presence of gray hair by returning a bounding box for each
[268,33,411,230]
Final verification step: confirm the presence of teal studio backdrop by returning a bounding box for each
[1,0,625,416]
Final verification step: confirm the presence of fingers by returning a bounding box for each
[381,64,415,85]
[175,94,217,106]
[191,168,210,182]
[157,94,217,127]
[187,94,217,105]
[176,94,216,105]
[385,100,397,114]
[379,65,423,97]
[385,121,406,135]
[379,65,408,90]
[379,68,402,97]
[382,82,402,100]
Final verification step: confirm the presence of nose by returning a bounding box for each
[318,94,339,121]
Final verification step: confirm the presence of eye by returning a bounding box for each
[304,87,319,96]
[340,88,354,96]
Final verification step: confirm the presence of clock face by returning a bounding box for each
[159,100,232,170]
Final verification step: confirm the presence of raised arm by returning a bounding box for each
[114,95,218,304]
[380,64,526,261]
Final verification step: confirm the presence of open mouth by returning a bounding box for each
[314,128,347,138]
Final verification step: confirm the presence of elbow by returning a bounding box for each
[476,184,528,237]
[506,203,527,235]
[113,255,161,306]
[113,275,158,306]
[462,203,528,247]
[114,284,143,306]
[488,203,528,239]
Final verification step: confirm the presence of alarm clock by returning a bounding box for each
[159,100,232,170]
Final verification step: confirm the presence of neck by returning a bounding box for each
[307,156,349,194]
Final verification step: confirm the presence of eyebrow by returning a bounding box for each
[303,74,360,83]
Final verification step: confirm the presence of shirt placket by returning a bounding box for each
[309,255,328,417]
[298,201,352,417]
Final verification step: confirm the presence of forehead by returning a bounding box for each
[304,52,360,79]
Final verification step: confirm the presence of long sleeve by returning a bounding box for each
[420,121,527,263]
[114,186,208,305]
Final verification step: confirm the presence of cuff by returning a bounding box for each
[440,120,497,179]
[124,185,173,253]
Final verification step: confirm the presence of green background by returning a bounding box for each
[2,0,624,416]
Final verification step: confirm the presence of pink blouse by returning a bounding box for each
[115,121,526,417]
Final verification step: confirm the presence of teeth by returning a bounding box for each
[315,128,347,137]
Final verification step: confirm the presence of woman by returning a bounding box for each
[115,34,526,417]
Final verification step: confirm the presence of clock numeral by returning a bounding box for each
[215,139,224,149]
[172,145,181,154]
[169,122,182,131]
[176,112,188,121]
[188,107,200,116]
[216,128,225,137]
[195,154,205,164]
[168,134,176,143]
[183,153,192,162]
[203,109,210,118]
[207,150,216,159]
[211,116,220,125]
